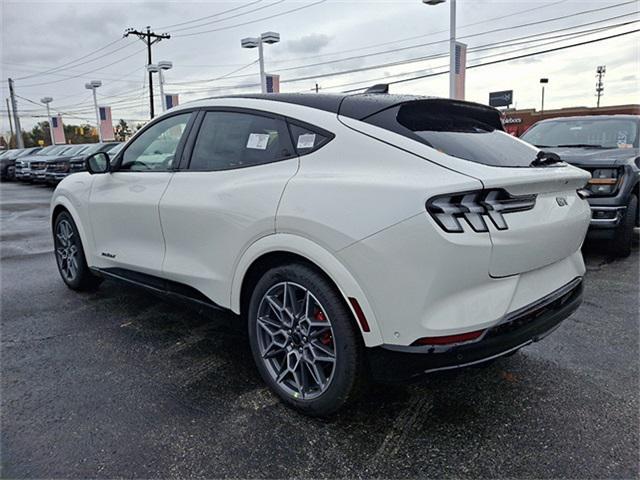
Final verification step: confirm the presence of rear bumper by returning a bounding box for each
[367,277,583,382]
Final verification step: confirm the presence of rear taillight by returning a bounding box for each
[426,189,537,233]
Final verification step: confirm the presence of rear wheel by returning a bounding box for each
[247,263,367,416]
[610,194,638,258]
[53,211,102,291]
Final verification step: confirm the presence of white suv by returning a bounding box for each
[51,93,591,416]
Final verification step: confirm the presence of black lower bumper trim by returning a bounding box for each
[367,278,583,382]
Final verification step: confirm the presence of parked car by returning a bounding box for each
[46,142,120,184]
[32,144,93,183]
[16,145,72,181]
[51,93,591,416]
[521,115,640,256]
[0,147,42,180]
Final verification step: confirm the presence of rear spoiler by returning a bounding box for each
[341,96,504,131]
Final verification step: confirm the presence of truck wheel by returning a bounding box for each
[610,194,638,258]
[53,211,103,291]
[247,263,367,416]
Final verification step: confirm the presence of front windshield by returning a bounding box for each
[81,143,104,155]
[107,143,124,155]
[522,118,638,149]
[39,145,67,155]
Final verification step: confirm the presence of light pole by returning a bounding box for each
[85,80,103,142]
[241,32,280,93]
[40,97,54,145]
[158,61,173,112]
[423,0,456,99]
[540,78,549,113]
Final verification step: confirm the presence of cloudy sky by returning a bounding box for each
[1,0,638,131]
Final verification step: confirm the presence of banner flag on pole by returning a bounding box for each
[51,115,66,144]
[165,94,179,109]
[265,74,280,93]
[99,106,115,141]
[453,41,467,100]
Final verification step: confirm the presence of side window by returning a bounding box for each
[120,113,191,171]
[288,122,331,155]
[189,111,293,171]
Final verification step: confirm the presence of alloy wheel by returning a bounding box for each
[55,219,79,282]
[256,281,337,400]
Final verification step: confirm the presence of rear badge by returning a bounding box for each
[556,197,568,207]
[101,252,116,258]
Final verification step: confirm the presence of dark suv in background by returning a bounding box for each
[45,142,120,184]
[521,115,639,256]
[0,147,42,180]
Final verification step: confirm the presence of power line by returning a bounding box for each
[156,0,264,29]
[165,12,638,89]
[12,37,129,80]
[16,47,147,88]
[348,28,640,92]
[169,0,285,34]
[268,0,571,65]
[173,0,328,37]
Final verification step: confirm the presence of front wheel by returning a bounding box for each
[247,263,367,416]
[53,211,103,291]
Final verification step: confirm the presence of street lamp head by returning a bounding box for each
[261,31,280,44]
[41,97,53,104]
[158,60,173,70]
[241,37,260,48]
[423,0,446,5]
[540,78,549,84]
[146,64,160,73]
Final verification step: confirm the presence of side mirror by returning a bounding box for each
[86,152,110,174]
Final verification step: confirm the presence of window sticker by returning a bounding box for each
[297,133,316,149]
[246,133,270,150]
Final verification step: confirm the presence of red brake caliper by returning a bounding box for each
[315,310,333,346]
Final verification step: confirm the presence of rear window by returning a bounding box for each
[365,102,539,167]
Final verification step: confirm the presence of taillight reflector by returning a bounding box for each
[348,297,370,333]
[412,329,485,346]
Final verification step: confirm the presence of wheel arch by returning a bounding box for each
[50,196,95,266]
[231,234,384,347]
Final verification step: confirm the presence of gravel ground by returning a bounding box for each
[1,181,638,479]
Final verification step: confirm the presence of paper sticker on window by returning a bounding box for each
[297,133,316,149]
[247,133,270,150]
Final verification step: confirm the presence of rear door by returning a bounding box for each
[159,108,299,306]
[342,99,591,277]
[89,111,194,275]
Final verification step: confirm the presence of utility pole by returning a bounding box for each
[5,98,15,147]
[124,26,170,119]
[41,97,54,145]
[315,83,319,93]
[596,65,606,108]
[8,78,24,148]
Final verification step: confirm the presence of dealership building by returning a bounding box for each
[501,104,640,137]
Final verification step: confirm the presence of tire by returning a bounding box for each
[53,211,103,291]
[610,194,638,258]
[247,263,367,416]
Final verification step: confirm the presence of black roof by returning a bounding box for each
[231,93,502,128]
[232,93,425,120]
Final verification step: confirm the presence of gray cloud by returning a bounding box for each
[284,33,332,55]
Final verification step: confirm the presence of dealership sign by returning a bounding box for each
[489,90,513,107]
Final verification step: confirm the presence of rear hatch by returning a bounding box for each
[339,97,591,277]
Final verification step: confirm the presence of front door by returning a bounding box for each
[89,112,193,275]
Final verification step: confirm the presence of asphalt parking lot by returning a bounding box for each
[1,181,638,479]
